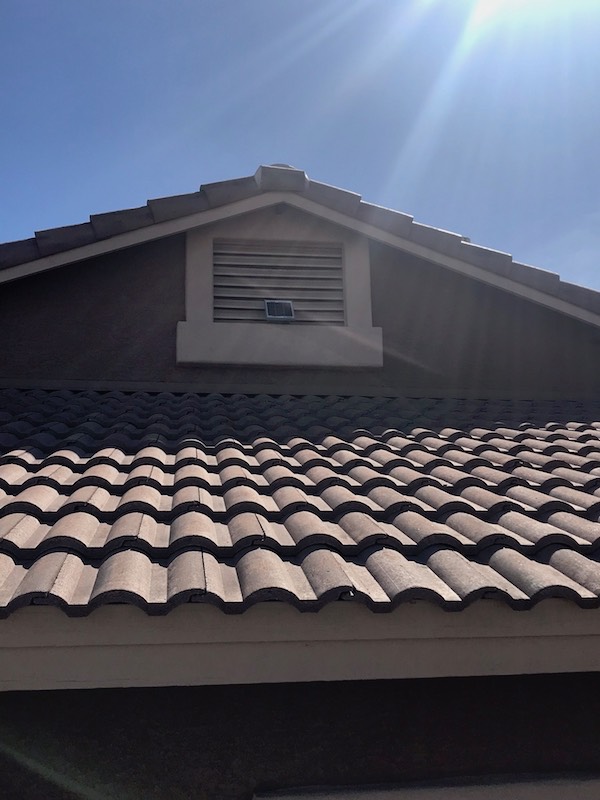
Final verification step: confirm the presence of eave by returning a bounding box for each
[2,600,600,691]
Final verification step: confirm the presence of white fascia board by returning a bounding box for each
[2,600,600,691]
[2,192,600,330]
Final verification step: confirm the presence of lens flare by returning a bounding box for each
[469,0,584,29]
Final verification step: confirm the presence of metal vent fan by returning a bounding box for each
[264,299,294,321]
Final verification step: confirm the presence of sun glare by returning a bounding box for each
[470,0,578,28]
[380,0,592,204]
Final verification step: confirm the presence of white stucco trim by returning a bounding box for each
[2,600,600,691]
[2,192,600,330]
[177,321,384,367]
[177,212,383,366]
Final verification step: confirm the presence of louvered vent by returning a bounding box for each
[213,239,344,324]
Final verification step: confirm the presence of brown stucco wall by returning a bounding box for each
[0,674,599,799]
[1,233,599,396]
[0,236,187,384]
[0,234,386,393]
[370,242,600,397]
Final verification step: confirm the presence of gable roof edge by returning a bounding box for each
[2,190,600,331]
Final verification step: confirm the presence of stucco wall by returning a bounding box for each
[0,236,187,384]
[1,230,599,396]
[370,241,600,397]
[0,232,386,393]
[0,675,599,799]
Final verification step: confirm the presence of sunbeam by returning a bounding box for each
[377,0,594,215]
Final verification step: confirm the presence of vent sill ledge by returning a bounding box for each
[176,320,383,367]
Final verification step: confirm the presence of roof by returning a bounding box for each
[3,388,600,617]
[2,163,600,320]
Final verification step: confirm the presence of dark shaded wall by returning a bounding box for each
[1,237,187,384]
[1,235,600,396]
[370,242,600,397]
[0,236,384,393]
[0,675,599,800]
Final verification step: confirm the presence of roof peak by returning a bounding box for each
[1,166,600,326]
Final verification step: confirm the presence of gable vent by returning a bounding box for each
[213,239,344,324]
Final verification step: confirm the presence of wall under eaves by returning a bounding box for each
[1,233,599,398]
[0,675,600,799]
[370,241,600,398]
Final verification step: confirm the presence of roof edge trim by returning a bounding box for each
[2,191,600,330]
[1,600,600,691]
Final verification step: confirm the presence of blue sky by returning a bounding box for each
[1,0,599,288]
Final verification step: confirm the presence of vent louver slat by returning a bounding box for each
[213,239,344,325]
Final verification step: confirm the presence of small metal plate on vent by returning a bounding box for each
[264,299,294,322]
[213,239,343,325]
